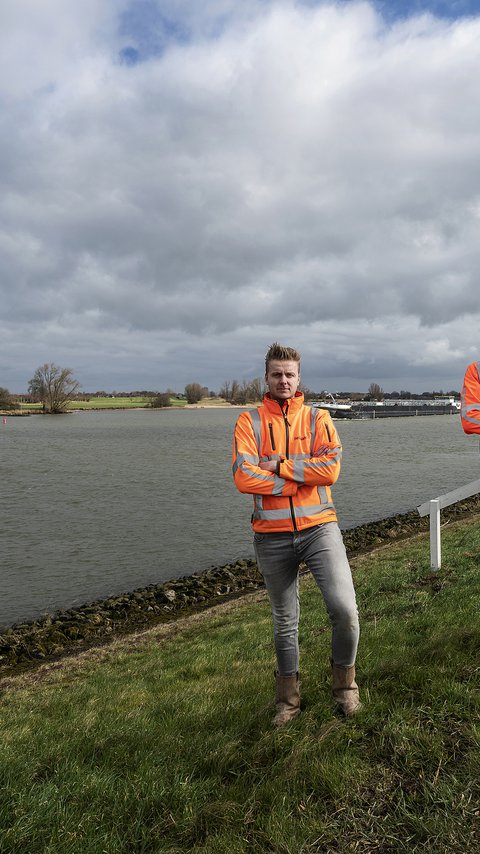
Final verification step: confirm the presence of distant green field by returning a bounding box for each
[10,396,240,412]
[15,396,188,411]
[67,397,162,409]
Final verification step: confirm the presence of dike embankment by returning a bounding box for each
[2,496,480,675]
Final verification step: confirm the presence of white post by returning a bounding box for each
[429,498,441,571]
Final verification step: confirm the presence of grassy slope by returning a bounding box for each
[1,520,479,853]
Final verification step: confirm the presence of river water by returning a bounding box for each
[1,408,478,627]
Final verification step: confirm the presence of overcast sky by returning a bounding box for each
[1,0,480,394]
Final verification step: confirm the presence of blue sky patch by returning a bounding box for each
[372,0,480,21]
[119,46,140,66]
[116,0,480,66]
[118,0,190,63]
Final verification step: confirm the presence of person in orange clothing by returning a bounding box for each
[461,361,480,435]
[232,342,361,726]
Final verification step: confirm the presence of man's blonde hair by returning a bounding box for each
[265,342,301,374]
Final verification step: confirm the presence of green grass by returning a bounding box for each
[1,520,480,852]
[66,397,162,410]
[14,397,189,412]
[10,396,237,413]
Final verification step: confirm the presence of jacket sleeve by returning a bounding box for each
[461,362,480,435]
[232,411,298,496]
[278,410,342,487]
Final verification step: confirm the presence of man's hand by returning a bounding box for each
[313,445,331,456]
[258,460,278,472]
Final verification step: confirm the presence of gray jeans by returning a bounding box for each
[254,522,359,676]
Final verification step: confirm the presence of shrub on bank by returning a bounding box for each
[150,392,173,407]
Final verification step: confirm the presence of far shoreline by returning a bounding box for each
[0,402,256,416]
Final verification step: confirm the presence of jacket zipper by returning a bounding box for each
[268,423,276,451]
[281,402,297,531]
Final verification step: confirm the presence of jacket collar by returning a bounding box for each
[262,391,305,415]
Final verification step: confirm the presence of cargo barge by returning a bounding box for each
[317,400,461,420]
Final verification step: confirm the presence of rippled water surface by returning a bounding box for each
[1,408,478,625]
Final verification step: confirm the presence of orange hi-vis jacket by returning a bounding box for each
[232,391,341,533]
[461,361,480,435]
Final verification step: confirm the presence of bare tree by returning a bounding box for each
[220,377,264,404]
[184,382,204,404]
[299,382,313,400]
[28,363,81,413]
[219,381,231,401]
[0,387,15,410]
[248,377,264,402]
[235,381,249,405]
[367,382,384,401]
[230,379,241,403]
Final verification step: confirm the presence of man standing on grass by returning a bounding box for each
[232,342,361,726]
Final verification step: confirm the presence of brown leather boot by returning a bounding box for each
[332,662,362,717]
[273,672,301,727]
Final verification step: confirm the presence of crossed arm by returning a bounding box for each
[233,411,341,494]
[258,444,332,473]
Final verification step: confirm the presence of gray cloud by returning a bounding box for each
[1,1,480,392]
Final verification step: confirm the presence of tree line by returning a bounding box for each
[0,364,461,414]
[1,365,219,412]
[218,378,264,404]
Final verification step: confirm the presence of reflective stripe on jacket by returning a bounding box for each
[232,391,341,532]
[461,361,480,435]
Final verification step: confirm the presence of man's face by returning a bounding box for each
[265,360,300,402]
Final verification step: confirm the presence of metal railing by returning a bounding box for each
[417,478,480,570]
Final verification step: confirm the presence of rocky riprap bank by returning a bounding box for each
[2,497,480,674]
